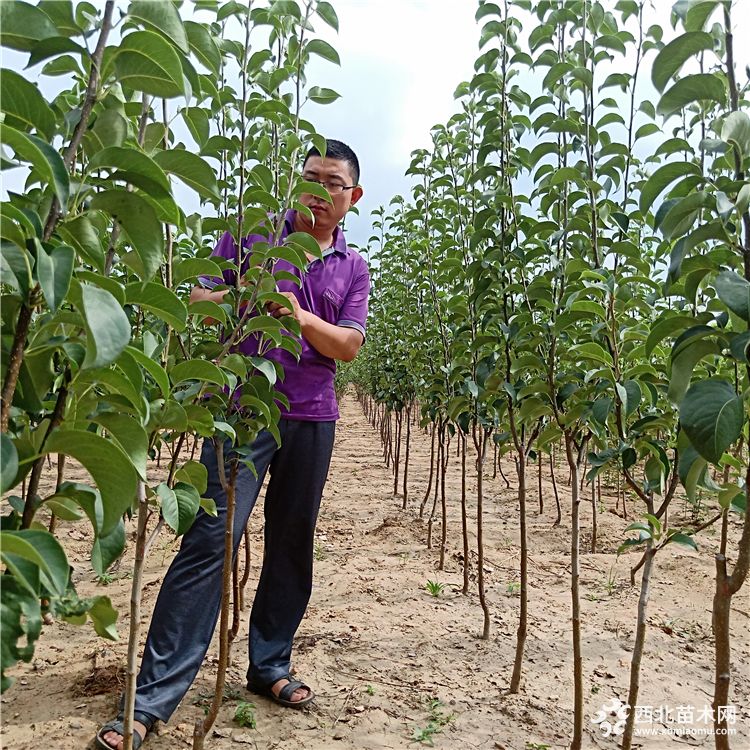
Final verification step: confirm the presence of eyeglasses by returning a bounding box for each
[302,177,357,195]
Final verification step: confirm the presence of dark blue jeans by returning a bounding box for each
[131,419,336,722]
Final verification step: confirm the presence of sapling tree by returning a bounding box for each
[1,8,345,750]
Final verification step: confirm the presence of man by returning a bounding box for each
[97,139,368,749]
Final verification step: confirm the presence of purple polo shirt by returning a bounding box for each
[199,210,369,421]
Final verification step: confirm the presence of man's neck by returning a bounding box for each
[293,211,335,254]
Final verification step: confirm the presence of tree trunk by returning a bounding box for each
[565,435,583,750]
[537,445,544,515]
[438,426,449,571]
[509,450,528,692]
[122,481,148,750]
[498,458,511,489]
[420,422,436,519]
[427,422,443,550]
[711,462,750,750]
[0,303,33,433]
[460,433,470,595]
[393,409,402,497]
[402,403,411,509]
[621,538,656,750]
[193,447,238,749]
[48,454,66,535]
[476,426,491,640]
[550,450,561,527]
[590,479,598,554]
[238,527,251,610]
[229,555,241,645]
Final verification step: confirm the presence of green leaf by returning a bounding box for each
[149,401,188,433]
[306,39,340,65]
[113,30,185,99]
[188,299,228,325]
[684,0,721,32]
[174,460,208,495]
[0,1,57,51]
[2,126,69,212]
[73,282,131,369]
[668,331,721,403]
[569,300,607,319]
[76,270,125,305]
[125,281,187,331]
[45,497,83,522]
[658,191,709,240]
[568,342,613,367]
[92,521,126,576]
[158,481,200,536]
[89,190,164,280]
[200,498,217,517]
[88,146,171,196]
[639,162,701,215]
[316,1,339,30]
[153,149,219,200]
[1,434,19,494]
[0,204,36,252]
[127,0,189,54]
[87,596,119,640]
[185,404,214,437]
[714,270,750,323]
[250,357,277,385]
[308,86,340,105]
[170,359,227,389]
[27,36,86,67]
[651,32,714,92]
[45,430,138,536]
[93,413,149,481]
[285,231,324,259]
[82,109,129,156]
[270,0,301,18]
[656,73,726,117]
[667,531,698,552]
[721,111,750,159]
[126,346,170,398]
[296,180,334,204]
[184,21,221,75]
[646,315,697,356]
[181,107,210,148]
[34,243,74,313]
[680,379,744,464]
[244,315,284,338]
[1,576,43,690]
[37,0,79,36]
[1,530,69,597]
[173,257,223,286]
[0,68,56,139]
[57,214,105,271]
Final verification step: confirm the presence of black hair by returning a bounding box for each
[304,139,360,185]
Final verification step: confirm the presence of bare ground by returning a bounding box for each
[2,394,749,750]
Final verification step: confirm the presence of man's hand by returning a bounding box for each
[266,291,303,321]
[265,290,363,362]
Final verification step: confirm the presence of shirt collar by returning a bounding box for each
[284,209,350,256]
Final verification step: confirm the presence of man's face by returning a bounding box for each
[298,155,363,232]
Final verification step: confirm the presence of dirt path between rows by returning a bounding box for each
[3,393,749,750]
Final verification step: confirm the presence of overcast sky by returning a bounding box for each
[308,0,750,247]
[3,1,749,250]
[301,0,479,246]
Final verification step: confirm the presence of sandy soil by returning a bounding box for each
[2,394,749,750]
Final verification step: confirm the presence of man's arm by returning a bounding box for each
[299,312,364,362]
[189,285,230,326]
[190,286,229,305]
